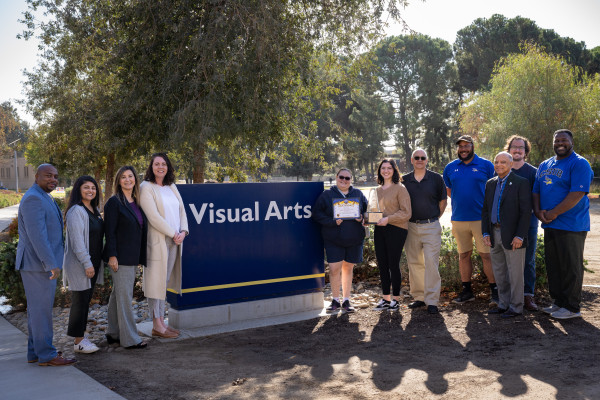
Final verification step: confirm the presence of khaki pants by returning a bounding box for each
[406,221,442,306]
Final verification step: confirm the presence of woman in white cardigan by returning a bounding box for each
[140,153,188,339]
[63,176,104,354]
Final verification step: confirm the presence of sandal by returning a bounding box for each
[125,341,148,350]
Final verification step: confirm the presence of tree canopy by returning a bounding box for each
[20,0,408,189]
[454,14,598,93]
[459,44,600,164]
[373,34,457,169]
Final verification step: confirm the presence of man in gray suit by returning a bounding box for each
[16,164,76,366]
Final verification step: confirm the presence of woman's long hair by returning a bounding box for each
[376,159,402,185]
[65,175,100,222]
[143,152,175,185]
[113,166,141,205]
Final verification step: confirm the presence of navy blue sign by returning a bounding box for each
[167,182,325,310]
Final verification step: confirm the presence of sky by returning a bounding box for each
[1,0,600,125]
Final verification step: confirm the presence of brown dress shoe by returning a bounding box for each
[166,326,180,335]
[524,295,538,311]
[152,328,178,339]
[39,352,76,366]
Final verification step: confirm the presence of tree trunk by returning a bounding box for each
[192,145,205,183]
[94,164,104,210]
[104,152,115,201]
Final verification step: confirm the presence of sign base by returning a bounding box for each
[165,292,324,330]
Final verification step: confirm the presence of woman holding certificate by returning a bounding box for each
[372,159,411,312]
[313,168,368,314]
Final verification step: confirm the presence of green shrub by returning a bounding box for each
[0,239,26,307]
[438,227,463,291]
[0,214,144,309]
[354,225,550,296]
[0,190,22,209]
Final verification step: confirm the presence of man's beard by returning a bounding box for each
[458,149,474,161]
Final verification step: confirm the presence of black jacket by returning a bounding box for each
[312,186,368,247]
[103,195,148,266]
[481,173,532,249]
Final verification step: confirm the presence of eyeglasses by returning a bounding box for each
[413,156,427,161]
[510,146,526,150]
[337,176,351,181]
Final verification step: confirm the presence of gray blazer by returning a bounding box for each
[63,205,104,291]
[16,183,64,272]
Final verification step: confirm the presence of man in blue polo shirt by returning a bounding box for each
[443,135,497,304]
[533,129,594,319]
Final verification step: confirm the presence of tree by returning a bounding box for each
[454,14,596,93]
[0,102,29,158]
[459,44,600,164]
[373,34,457,169]
[347,88,394,178]
[21,0,409,186]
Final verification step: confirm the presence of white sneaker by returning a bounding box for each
[74,338,99,354]
[542,304,560,314]
[550,308,581,320]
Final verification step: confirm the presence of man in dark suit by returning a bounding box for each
[481,152,532,318]
[16,164,76,366]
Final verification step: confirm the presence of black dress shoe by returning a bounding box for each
[501,310,522,318]
[408,301,426,309]
[106,334,120,345]
[489,307,507,314]
[427,305,439,314]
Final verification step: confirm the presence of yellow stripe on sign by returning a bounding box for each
[167,273,325,294]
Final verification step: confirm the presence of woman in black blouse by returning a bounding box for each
[64,176,104,353]
[103,166,148,349]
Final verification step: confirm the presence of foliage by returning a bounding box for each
[0,190,23,209]
[373,34,458,170]
[454,14,598,93]
[351,226,550,296]
[346,87,394,178]
[459,44,600,164]
[21,0,408,186]
[0,240,26,307]
[0,102,29,158]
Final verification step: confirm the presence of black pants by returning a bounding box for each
[544,228,587,313]
[374,225,408,296]
[67,266,99,338]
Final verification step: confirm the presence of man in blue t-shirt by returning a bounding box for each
[533,129,594,320]
[443,135,497,305]
[506,135,539,311]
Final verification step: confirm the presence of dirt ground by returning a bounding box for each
[75,200,600,400]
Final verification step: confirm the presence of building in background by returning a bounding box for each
[0,157,35,191]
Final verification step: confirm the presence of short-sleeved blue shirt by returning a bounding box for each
[443,154,495,221]
[512,162,538,229]
[533,151,593,231]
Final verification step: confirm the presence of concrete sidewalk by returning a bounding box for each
[0,204,19,232]
[0,316,125,400]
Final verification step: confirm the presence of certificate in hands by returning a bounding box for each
[333,198,361,220]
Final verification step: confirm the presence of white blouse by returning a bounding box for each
[159,185,181,234]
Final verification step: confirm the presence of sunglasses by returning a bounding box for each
[413,156,427,161]
[337,176,351,181]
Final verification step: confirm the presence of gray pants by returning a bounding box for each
[107,265,142,347]
[148,239,178,319]
[490,227,525,313]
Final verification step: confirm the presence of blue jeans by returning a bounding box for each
[524,224,538,296]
